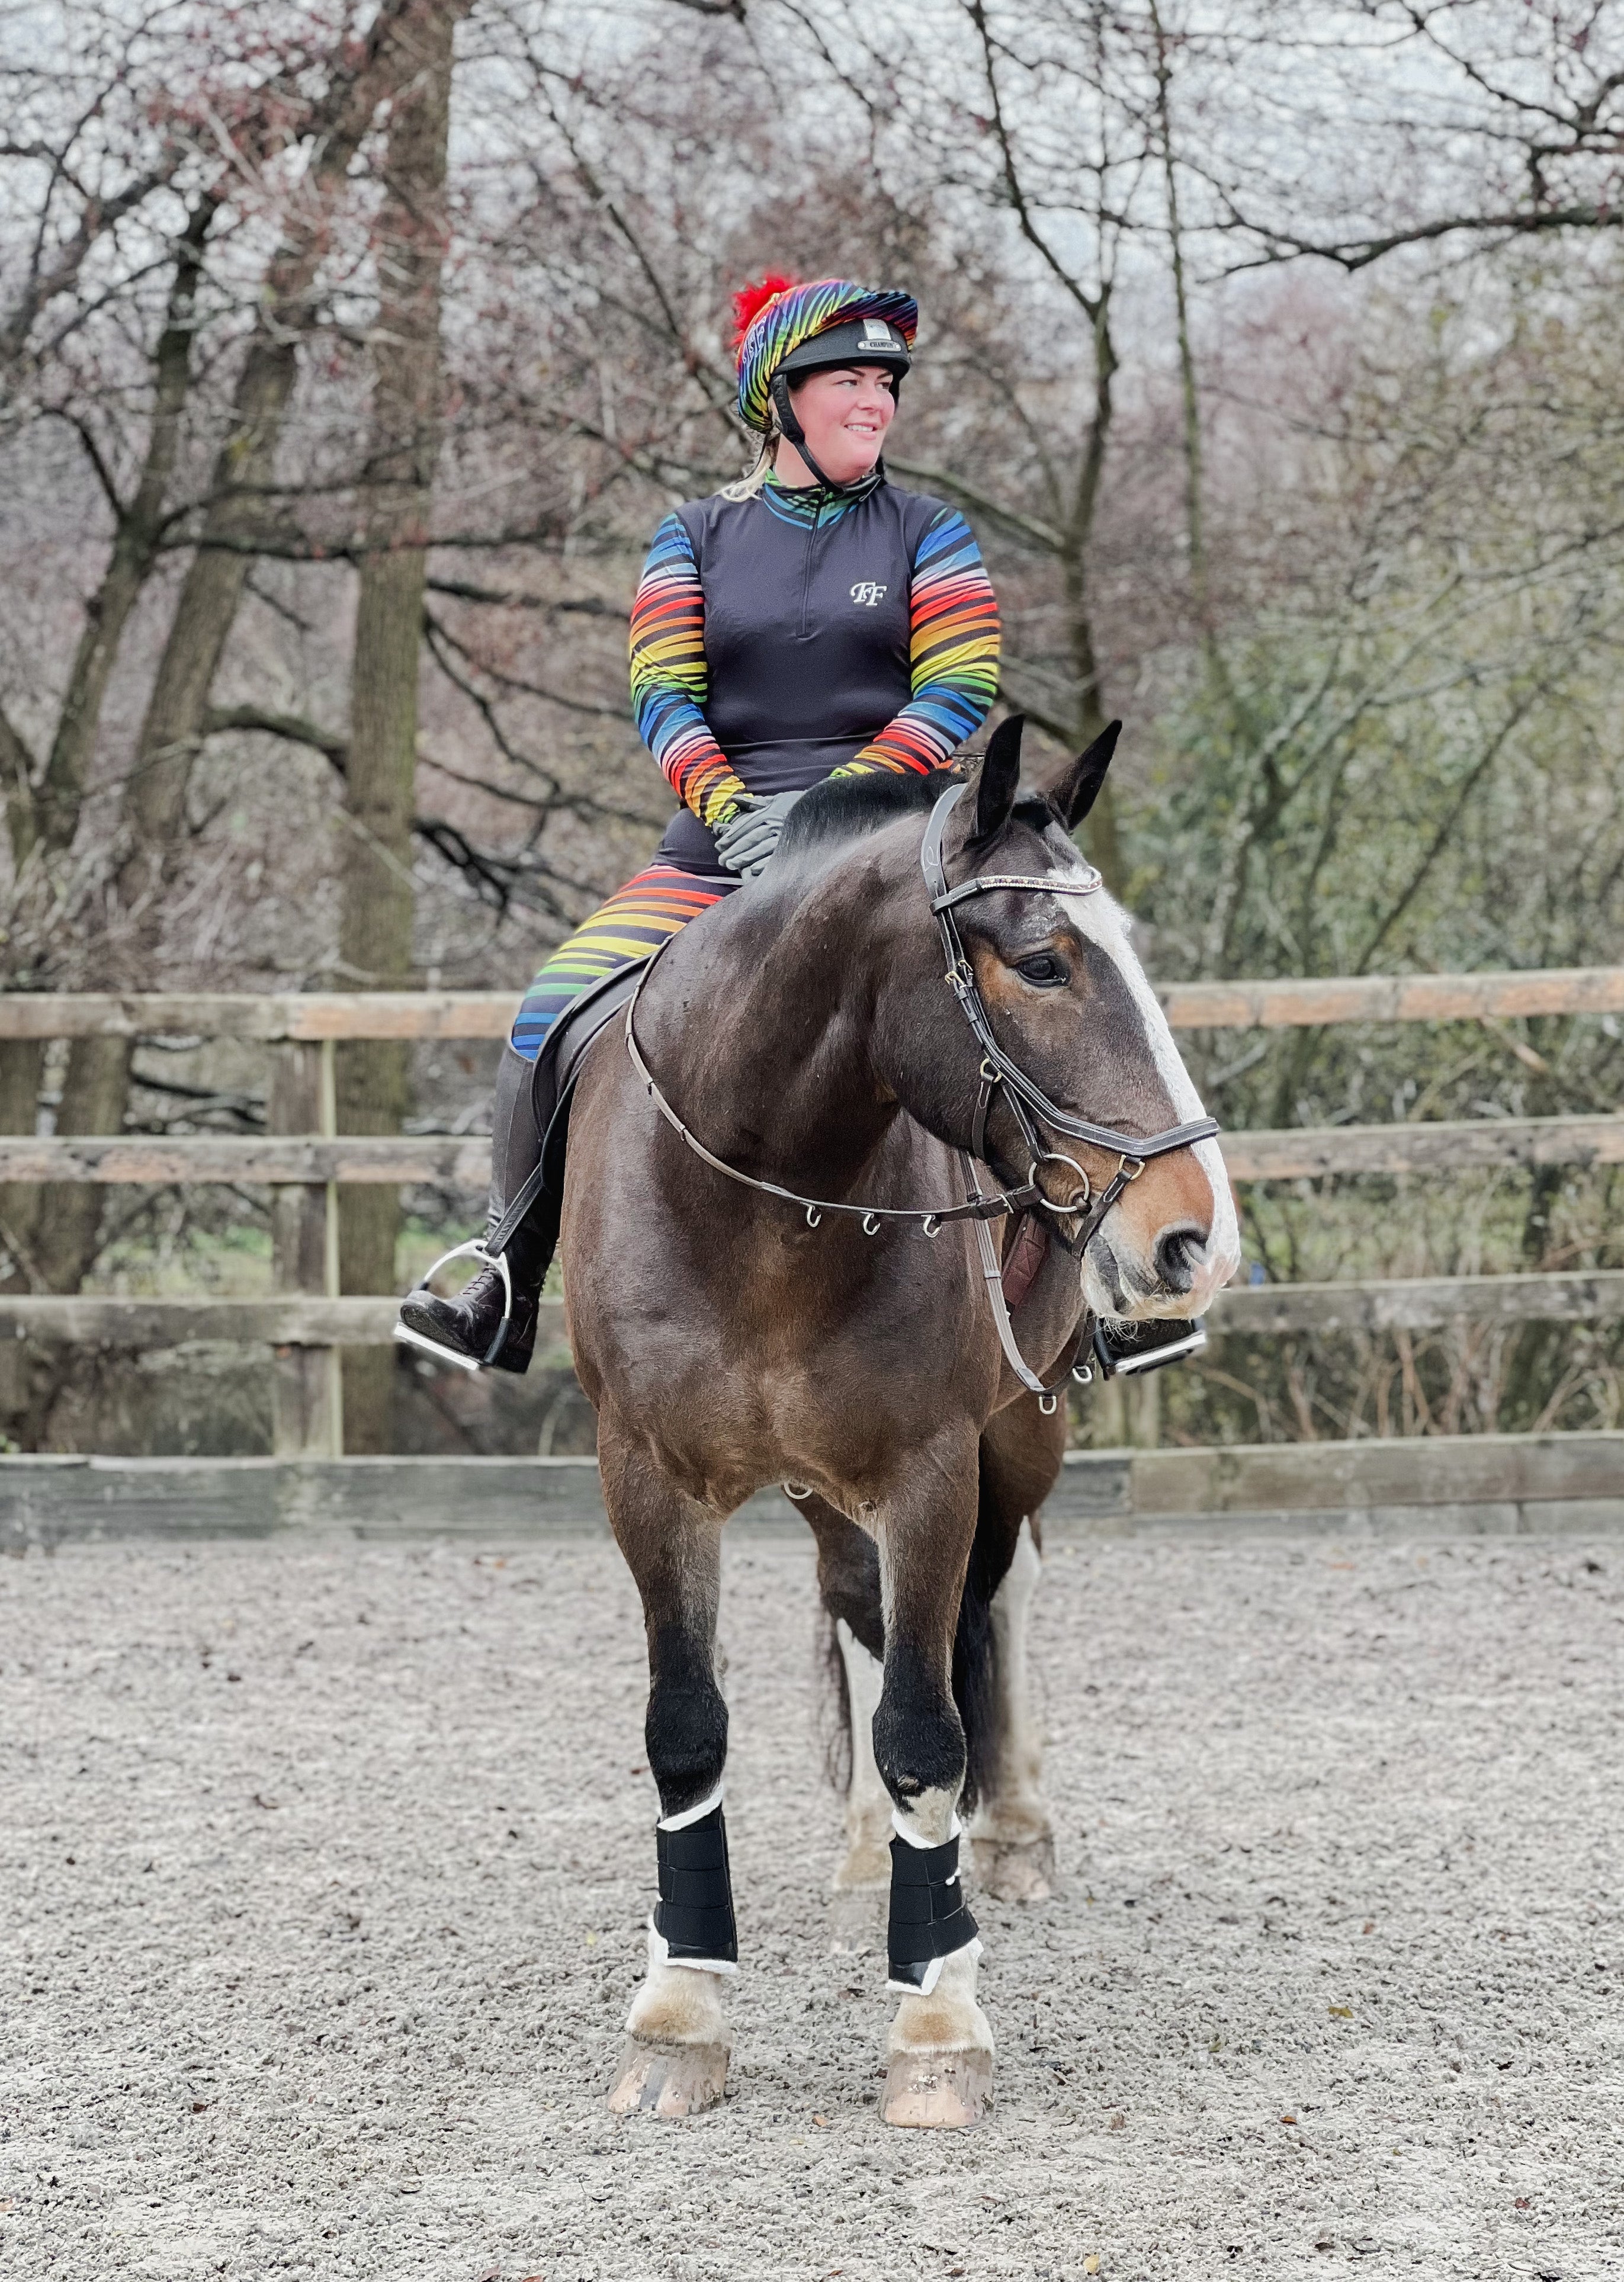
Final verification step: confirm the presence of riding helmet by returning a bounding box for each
[732,275,917,434]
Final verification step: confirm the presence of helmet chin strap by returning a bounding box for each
[768,371,887,499]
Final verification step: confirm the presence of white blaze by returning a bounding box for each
[1057,882,1241,1317]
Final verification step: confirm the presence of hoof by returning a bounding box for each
[606,2037,728,2119]
[972,1832,1055,1902]
[881,2046,993,2130]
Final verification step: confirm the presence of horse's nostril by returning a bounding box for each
[1154,1225,1205,1294]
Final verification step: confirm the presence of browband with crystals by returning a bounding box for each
[929,864,1102,911]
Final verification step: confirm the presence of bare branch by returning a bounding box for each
[1228,202,1624,277]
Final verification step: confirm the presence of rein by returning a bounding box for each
[623,778,1219,1405]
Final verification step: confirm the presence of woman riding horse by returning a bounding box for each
[396,274,1201,1377]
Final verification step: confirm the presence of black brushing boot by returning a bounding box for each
[394,1044,559,1376]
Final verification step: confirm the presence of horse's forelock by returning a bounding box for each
[965,788,1061,852]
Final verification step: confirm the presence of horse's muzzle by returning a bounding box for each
[1083,1211,1239,1322]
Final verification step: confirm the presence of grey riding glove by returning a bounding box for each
[712,788,806,879]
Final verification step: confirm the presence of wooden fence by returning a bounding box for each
[1,967,1619,1466]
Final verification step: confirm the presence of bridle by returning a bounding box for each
[624,777,1219,1405]
[918,783,1218,1228]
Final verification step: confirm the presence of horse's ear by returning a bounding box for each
[1052,720,1122,829]
[972,714,1024,842]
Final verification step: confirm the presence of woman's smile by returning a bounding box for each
[776,362,897,489]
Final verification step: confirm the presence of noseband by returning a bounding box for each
[622,776,1219,1404]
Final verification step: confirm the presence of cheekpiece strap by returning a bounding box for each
[654,1801,739,1966]
[887,1827,979,1987]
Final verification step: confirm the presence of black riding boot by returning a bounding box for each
[396,1045,558,1375]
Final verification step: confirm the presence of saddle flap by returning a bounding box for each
[551,957,653,1100]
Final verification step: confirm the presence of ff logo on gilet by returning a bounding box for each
[850,581,888,607]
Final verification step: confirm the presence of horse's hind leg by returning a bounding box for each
[967,1394,1065,1902]
[874,1445,996,2129]
[804,1501,891,1889]
[599,1421,733,2119]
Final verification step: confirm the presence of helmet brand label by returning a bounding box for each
[860,319,897,349]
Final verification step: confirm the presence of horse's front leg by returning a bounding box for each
[599,1418,734,2119]
[875,1449,994,2130]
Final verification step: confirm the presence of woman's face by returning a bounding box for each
[781,363,897,486]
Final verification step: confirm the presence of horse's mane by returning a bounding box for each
[776,765,1060,868]
[776,767,950,862]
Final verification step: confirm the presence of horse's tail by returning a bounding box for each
[951,1452,1003,1818]
[820,1606,854,1796]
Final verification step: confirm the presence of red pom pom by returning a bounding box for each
[731,273,798,351]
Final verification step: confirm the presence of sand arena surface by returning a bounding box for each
[1,1532,1620,2281]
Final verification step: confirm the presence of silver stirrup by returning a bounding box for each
[392,1238,514,1373]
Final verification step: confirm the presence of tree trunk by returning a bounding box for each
[38,198,219,861]
[1061,291,1123,893]
[1,202,216,1282]
[0,1034,42,1303]
[27,9,411,1299]
[337,0,466,1451]
[0,707,42,1302]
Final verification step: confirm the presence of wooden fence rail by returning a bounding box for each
[1,1111,1619,1186]
[1,965,1622,1040]
[1,968,1617,1464]
[7,1430,1624,1543]
[2,1272,1621,1350]
[0,1135,491,1184]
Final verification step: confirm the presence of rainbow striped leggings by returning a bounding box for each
[509,864,738,1062]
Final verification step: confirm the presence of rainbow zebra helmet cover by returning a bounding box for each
[733,276,919,434]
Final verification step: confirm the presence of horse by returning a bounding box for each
[561,715,1240,2128]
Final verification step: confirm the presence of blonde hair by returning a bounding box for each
[720,422,780,502]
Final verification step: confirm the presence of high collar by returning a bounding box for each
[762,466,885,522]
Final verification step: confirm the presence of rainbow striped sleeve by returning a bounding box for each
[628,515,748,827]
[838,506,1000,778]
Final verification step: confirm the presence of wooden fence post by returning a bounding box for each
[269,1039,343,1456]
[1088,1372,1162,1451]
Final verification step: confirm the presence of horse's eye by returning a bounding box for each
[1015,952,1068,987]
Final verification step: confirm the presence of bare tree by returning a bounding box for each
[28,0,425,1298]
[336,0,471,1451]
[1211,1,1624,273]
